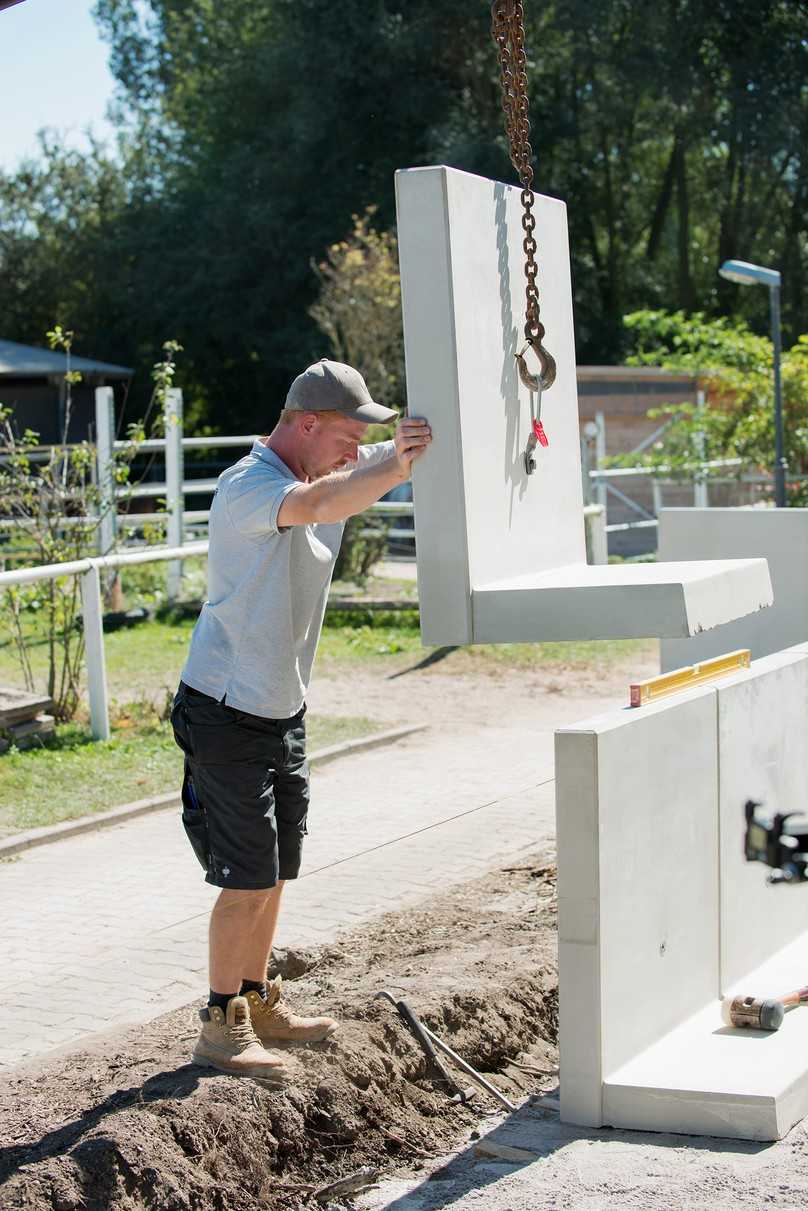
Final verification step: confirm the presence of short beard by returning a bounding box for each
[300,457,333,482]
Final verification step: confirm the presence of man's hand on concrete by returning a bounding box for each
[394,417,432,475]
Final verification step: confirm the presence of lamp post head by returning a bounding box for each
[718,259,781,289]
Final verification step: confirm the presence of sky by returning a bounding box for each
[0,0,118,172]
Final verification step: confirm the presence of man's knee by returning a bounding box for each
[215,887,276,916]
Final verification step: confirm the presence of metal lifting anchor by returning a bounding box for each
[522,386,551,476]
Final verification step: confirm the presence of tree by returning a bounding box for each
[0,1,804,436]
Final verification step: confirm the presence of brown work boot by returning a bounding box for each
[192,994,289,1081]
[245,976,338,1044]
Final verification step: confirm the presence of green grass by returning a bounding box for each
[0,711,379,837]
[454,636,653,669]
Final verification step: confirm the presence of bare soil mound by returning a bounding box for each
[0,858,558,1210]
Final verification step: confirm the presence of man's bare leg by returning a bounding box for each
[193,884,289,1079]
[218,882,338,1044]
[242,882,285,984]
[209,883,284,994]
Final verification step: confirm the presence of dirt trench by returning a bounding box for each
[0,858,558,1211]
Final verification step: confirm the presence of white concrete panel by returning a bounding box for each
[605,933,808,1140]
[396,165,583,645]
[473,557,772,641]
[660,508,808,670]
[716,649,808,989]
[395,167,774,645]
[556,689,718,1126]
[556,729,601,1126]
[557,646,808,1141]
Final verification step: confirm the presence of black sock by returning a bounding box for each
[240,979,267,1001]
[208,989,237,1011]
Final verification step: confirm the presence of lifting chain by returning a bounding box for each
[490,0,556,396]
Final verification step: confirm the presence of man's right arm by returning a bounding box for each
[278,418,431,527]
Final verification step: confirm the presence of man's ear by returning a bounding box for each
[299,411,318,436]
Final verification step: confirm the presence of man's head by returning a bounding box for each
[271,360,398,480]
[275,408,369,479]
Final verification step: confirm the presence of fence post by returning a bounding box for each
[652,479,663,518]
[594,410,607,511]
[80,563,110,741]
[164,388,184,601]
[694,387,709,508]
[585,504,608,565]
[95,387,117,557]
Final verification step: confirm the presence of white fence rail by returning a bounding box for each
[0,541,208,741]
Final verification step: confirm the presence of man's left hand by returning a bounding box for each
[394,417,432,475]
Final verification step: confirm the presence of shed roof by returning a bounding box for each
[0,339,133,380]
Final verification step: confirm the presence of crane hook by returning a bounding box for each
[515,338,557,393]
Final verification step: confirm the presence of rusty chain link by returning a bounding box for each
[490,0,556,393]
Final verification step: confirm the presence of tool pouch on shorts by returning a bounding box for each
[181,764,210,872]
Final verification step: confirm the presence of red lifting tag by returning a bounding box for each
[532,419,549,447]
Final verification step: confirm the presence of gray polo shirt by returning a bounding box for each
[181,438,395,718]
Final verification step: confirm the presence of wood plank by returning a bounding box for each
[0,687,54,727]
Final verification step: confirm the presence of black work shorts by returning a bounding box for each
[170,682,309,890]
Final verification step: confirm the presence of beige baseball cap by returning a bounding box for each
[285,359,398,424]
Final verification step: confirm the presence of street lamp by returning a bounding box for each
[718,259,787,507]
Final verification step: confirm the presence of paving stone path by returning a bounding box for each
[0,695,615,1069]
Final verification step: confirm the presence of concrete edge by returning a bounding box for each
[0,722,429,860]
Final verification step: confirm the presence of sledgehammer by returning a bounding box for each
[721,985,808,1032]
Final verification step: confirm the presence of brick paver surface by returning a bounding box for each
[0,698,613,1068]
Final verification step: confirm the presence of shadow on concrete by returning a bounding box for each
[375,1097,776,1211]
[387,647,459,679]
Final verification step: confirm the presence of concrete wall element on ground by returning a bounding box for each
[717,648,808,989]
[556,645,808,1141]
[659,508,808,670]
[556,687,719,1128]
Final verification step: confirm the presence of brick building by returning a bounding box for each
[577,365,700,455]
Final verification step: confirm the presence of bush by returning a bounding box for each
[333,515,389,585]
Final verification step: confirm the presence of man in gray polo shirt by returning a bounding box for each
[171,359,431,1080]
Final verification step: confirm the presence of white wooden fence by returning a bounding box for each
[0,540,208,741]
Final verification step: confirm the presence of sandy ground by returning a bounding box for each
[308,642,656,733]
[4,837,808,1210]
[0,857,559,1210]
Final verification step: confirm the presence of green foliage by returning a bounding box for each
[621,310,808,504]
[332,514,389,586]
